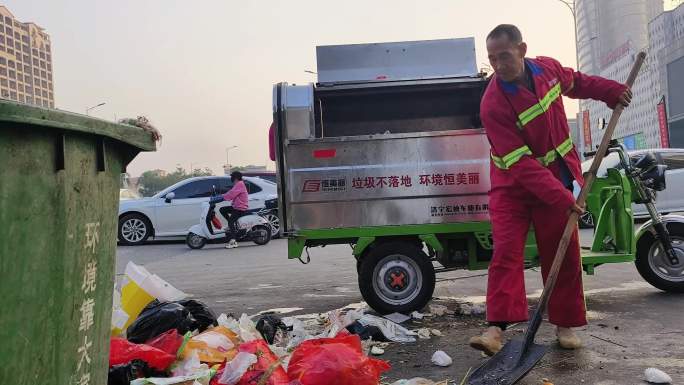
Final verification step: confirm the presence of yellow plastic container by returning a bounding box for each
[118,280,155,332]
[111,262,186,335]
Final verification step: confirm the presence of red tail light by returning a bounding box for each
[211,216,222,230]
[313,149,336,158]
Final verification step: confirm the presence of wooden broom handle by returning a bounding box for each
[527,51,646,338]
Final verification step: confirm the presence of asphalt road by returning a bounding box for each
[116,229,647,317]
[116,229,684,383]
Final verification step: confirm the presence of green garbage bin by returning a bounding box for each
[0,101,155,384]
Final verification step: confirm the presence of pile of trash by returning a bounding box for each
[111,263,417,385]
[110,309,392,385]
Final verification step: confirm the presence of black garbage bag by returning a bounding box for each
[255,314,290,344]
[126,299,218,343]
[126,301,196,343]
[177,299,217,331]
[345,320,389,342]
[108,359,163,385]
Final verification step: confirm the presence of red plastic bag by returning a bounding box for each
[236,340,289,385]
[146,329,184,356]
[287,334,390,385]
[109,337,176,371]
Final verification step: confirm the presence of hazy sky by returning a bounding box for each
[7,0,580,176]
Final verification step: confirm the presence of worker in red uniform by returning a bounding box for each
[469,24,632,355]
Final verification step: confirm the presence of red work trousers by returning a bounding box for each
[486,188,587,327]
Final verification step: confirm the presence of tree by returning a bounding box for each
[137,166,213,197]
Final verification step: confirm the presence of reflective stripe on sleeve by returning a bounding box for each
[490,145,533,170]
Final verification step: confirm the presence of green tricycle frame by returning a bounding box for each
[286,164,684,314]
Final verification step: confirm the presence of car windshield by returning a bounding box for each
[154,178,207,198]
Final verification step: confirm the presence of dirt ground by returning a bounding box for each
[377,290,684,385]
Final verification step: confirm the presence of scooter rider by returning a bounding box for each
[220,171,249,249]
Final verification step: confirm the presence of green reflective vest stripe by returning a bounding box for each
[490,145,532,170]
[517,83,562,128]
[491,136,573,170]
[537,137,574,166]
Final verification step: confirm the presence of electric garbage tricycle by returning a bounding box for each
[272,38,684,314]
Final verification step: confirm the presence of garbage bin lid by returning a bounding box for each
[0,100,156,151]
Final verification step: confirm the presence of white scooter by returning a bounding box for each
[186,195,272,249]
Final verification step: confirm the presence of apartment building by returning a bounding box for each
[0,5,54,108]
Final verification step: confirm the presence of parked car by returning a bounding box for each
[118,176,278,245]
[242,171,276,184]
[576,148,684,228]
[119,188,141,200]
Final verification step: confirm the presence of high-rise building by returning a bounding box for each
[0,6,54,108]
[650,2,684,147]
[665,0,684,10]
[574,0,665,153]
[567,118,580,149]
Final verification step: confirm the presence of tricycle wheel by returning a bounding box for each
[358,241,435,314]
[636,223,684,293]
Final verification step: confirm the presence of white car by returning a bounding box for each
[119,188,141,200]
[576,148,684,227]
[118,176,278,245]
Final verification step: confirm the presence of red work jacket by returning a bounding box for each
[480,56,626,207]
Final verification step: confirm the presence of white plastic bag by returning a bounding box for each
[357,314,417,343]
[217,314,240,333]
[431,350,453,367]
[193,329,235,350]
[284,317,313,350]
[644,367,672,384]
[171,351,206,377]
[389,378,436,385]
[131,368,213,385]
[218,313,260,342]
[218,352,258,385]
[238,313,261,342]
[322,309,347,337]
[343,307,365,325]
[111,289,129,331]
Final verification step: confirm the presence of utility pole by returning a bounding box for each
[225,145,238,174]
[556,0,586,156]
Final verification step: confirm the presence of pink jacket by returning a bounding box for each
[222,180,249,211]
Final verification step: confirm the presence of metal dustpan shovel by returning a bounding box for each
[467,302,549,385]
[467,51,646,385]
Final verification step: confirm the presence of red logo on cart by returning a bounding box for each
[302,180,321,192]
